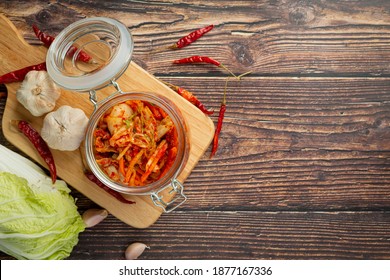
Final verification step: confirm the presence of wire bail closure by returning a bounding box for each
[151,179,187,213]
[89,80,123,108]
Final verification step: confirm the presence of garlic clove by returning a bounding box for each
[82,208,109,228]
[16,71,60,117]
[125,242,150,260]
[41,105,89,151]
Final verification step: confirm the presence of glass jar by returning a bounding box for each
[46,17,190,212]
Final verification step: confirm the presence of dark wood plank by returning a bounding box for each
[2,211,390,260]
[1,0,390,261]
[1,77,389,211]
[1,1,390,76]
[157,77,390,210]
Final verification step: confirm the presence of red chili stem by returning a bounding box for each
[170,24,214,49]
[162,81,214,115]
[0,62,46,84]
[84,171,136,204]
[210,78,229,158]
[32,24,94,63]
[237,71,253,79]
[173,56,237,78]
[12,120,57,183]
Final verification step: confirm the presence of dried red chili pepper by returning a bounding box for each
[66,46,95,64]
[177,87,214,115]
[32,24,94,63]
[32,24,55,47]
[173,55,220,66]
[0,62,46,84]
[173,55,237,78]
[12,120,57,183]
[162,81,214,115]
[84,170,136,204]
[170,24,214,49]
[210,79,229,158]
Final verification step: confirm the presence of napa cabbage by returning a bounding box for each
[0,144,85,260]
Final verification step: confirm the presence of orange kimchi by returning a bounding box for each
[93,100,178,186]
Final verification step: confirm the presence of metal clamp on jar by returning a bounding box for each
[46,17,190,212]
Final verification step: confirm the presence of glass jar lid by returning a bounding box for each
[46,17,133,92]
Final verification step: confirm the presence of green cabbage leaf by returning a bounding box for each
[0,145,85,260]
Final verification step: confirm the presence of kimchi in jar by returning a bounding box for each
[94,99,180,186]
[84,92,190,199]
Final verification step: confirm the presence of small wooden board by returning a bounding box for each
[0,15,214,228]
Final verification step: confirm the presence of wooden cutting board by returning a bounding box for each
[0,15,214,228]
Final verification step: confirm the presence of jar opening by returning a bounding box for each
[46,17,133,92]
[70,39,113,74]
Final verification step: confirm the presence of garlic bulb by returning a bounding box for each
[16,71,60,117]
[41,105,89,151]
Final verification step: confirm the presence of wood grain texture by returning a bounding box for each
[2,211,389,260]
[157,77,390,210]
[1,0,390,76]
[1,0,390,260]
[67,211,390,260]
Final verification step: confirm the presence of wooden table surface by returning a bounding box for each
[1,0,390,260]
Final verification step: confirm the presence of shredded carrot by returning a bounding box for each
[158,107,168,118]
[141,140,168,183]
[118,157,125,176]
[159,146,177,179]
[117,142,132,160]
[124,149,144,183]
[94,100,178,186]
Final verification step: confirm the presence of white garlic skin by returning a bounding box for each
[125,242,149,260]
[16,71,60,117]
[82,209,108,228]
[41,105,89,151]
